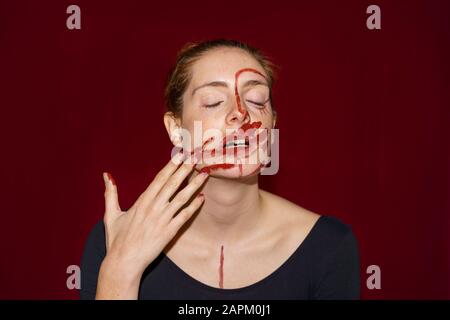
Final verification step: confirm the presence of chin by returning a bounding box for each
[198,162,263,179]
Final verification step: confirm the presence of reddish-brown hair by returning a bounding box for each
[164,39,277,117]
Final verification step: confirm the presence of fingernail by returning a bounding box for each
[200,172,209,178]
[106,172,116,186]
[197,192,204,198]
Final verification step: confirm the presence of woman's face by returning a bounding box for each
[169,47,276,178]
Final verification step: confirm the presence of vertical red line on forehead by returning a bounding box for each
[234,68,267,115]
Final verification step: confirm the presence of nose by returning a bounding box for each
[226,97,250,126]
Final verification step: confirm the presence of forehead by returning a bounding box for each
[188,47,268,85]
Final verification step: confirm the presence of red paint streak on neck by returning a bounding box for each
[219,245,225,289]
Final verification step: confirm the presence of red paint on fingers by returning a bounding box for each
[106,172,116,186]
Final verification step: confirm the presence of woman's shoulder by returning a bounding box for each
[260,189,356,249]
[260,189,320,232]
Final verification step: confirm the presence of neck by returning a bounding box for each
[187,173,265,246]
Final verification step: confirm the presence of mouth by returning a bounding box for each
[204,126,268,162]
[188,121,268,167]
[220,121,262,150]
[223,137,250,149]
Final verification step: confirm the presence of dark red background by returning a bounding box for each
[0,0,448,299]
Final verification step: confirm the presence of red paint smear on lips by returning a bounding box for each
[240,121,262,133]
[219,245,225,289]
[197,121,262,174]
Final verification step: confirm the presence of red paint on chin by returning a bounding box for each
[219,245,225,289]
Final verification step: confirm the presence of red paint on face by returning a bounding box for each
[219,245,225,288]
[234,68,267,116]
[193,68,269,174]
[240,121,262,132]
[191,137,214,160]
[198,123,263,174]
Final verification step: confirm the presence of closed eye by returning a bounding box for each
[246,99,266,107]
[204,101,223,108]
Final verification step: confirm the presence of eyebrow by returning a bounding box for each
[191,79,268,96]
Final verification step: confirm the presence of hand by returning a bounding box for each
[96,152,208,299]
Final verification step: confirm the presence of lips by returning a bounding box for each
[199,123,268,164]
[223,138,248,148]
[215,121,262,151]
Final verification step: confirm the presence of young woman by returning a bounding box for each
[80,39,360,300]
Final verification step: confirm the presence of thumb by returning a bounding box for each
[103,172,122,215]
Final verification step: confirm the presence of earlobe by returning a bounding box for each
[163,112,183,147]
[171,130,183,147]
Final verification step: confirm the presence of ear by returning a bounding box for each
[163,112,183,147]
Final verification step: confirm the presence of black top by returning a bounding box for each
[80,215,360,300]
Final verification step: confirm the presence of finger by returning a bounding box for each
[168,193,205,233]
[103,172,121,216]
[163,172,209,219]
[153,159,200,207]
[135,151,186,209]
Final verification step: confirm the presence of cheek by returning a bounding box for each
[254,104,274,125]
[263,116,274,130]
[181,116,223,140]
